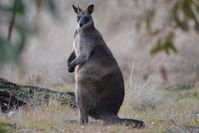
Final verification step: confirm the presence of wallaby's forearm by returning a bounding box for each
[67,50,76,66]
[69,54,90,68]
[69,45,93,68]
[68,48,92,73]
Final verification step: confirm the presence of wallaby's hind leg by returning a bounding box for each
[100,114,145,128]
[79,109,89,125]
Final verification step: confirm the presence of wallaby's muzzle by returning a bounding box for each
[78,16,90,28]
[79,23,84,27]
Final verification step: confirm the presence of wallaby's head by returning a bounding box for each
[72,4,94,30]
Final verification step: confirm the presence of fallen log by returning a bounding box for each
[0,78,76,113]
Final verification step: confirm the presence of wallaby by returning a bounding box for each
[67,4,145,128]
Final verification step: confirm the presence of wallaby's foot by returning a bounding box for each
[80,118,88,126]
[80,112,89,126]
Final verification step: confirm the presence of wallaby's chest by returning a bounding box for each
[73,33,94,55]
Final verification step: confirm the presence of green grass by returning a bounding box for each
[0,124,8,133]
[0,117,11,133]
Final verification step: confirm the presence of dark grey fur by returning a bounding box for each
[68,4,144,128]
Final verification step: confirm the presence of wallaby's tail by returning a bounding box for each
[100,114,145,128]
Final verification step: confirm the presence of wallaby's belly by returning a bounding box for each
[75,46,124,119]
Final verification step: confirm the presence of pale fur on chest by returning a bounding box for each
[73,34,95,56]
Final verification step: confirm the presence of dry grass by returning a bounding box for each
[0,81,198,133]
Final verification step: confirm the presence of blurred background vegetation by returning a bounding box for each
[0,0,198,85]
[0,0,57,65]
[0,0,198,66]
[139,0,199,55]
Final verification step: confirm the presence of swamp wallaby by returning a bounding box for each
[67,4,144,128]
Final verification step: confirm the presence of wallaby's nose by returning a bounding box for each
[79,23,83,27]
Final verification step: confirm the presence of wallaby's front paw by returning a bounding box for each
[67,62,71,67]
[68,66,75,73]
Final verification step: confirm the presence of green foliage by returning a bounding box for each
[145,10,155,30]
[172,0,199,32]
[150,32,177,55]
[142,0,199,55]
[0,37,16,63]
[0,119,10,133]
[12,0,25,15]
[172,2,188,31]
[0,124,8,133]
[0,0,57,66]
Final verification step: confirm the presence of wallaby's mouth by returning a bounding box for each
[78,21,94,30]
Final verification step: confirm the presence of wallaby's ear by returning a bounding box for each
[78,6,82,12]
[72,5,79,14]
[87,4,94,14]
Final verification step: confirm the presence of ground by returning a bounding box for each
[0,82,199,133]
